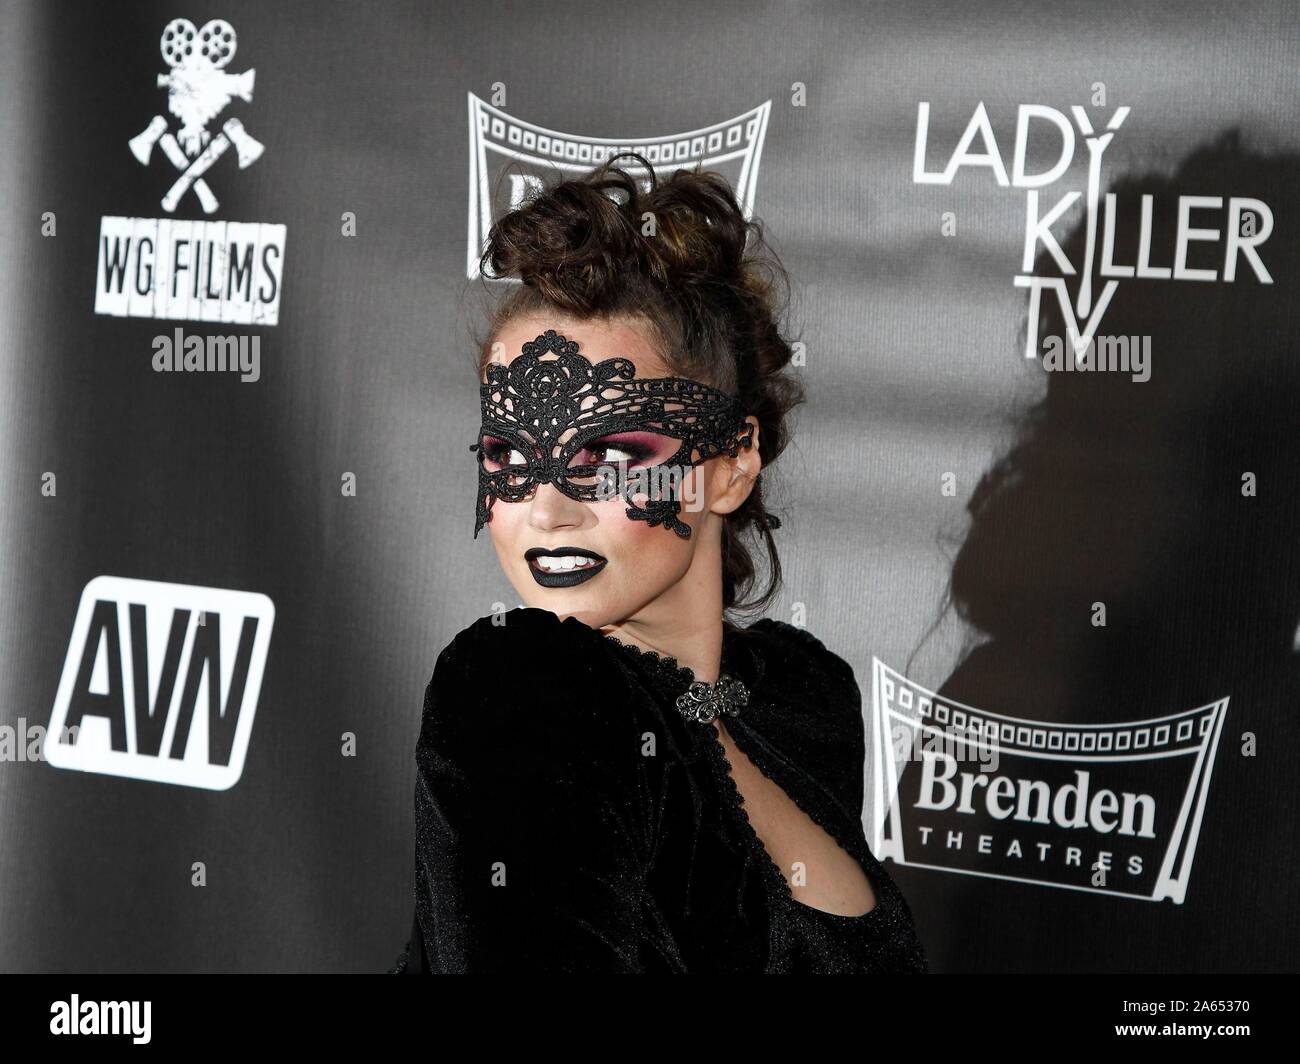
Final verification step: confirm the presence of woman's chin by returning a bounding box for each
[524,599,608,630]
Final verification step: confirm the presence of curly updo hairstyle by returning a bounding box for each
[472,151,805,616]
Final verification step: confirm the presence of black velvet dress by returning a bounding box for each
[390,606,928,973]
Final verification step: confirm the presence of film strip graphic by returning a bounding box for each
[466,92,771,278]
[869,659,1229,903]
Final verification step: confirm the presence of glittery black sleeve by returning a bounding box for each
[405,611,653,972]
[742,620,868,827]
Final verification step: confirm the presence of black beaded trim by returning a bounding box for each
[601,633,749,723]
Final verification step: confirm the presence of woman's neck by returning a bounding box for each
[600,563,726,684]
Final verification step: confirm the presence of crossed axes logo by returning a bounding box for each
[127,18,264,214]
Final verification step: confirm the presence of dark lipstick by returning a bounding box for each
[524,546,608,588]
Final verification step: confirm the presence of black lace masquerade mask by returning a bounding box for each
[470,329,762,539]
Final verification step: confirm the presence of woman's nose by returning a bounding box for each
[526,480,587,530]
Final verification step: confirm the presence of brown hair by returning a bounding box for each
[471,151,805,616]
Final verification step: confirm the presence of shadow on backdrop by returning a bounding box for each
[912,130,1300,972]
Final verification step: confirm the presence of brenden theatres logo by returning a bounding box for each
[868,660,1228,903]
[466,92,770,278]
[45,577,275,790]
[95,19,287,325]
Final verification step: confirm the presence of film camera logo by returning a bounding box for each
[131,18,263,215]
[869,660,1228,904]
[94,18,287,325]
[45,577,275,791]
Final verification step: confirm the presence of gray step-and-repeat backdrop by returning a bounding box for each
[2,0,1297,972]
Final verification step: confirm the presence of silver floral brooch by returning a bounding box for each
[675,675,750,724]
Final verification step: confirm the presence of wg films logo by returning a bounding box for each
[912,99,1274,373]
[868,660,1228,903]
[466,91,770,278]
[45,577,275,790]
[95,18,287,327]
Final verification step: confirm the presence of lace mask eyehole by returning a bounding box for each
[478,433,534,487]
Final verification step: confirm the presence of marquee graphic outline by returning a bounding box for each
[869,658,1229,904]
[465,92,771,278]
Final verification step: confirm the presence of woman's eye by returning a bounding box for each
[483,440,528,467]
[590,444,637,463]
[584,440,650,465]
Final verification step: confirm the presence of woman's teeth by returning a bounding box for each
[534,555,599,572]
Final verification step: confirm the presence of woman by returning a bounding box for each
[391,152,927,973]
